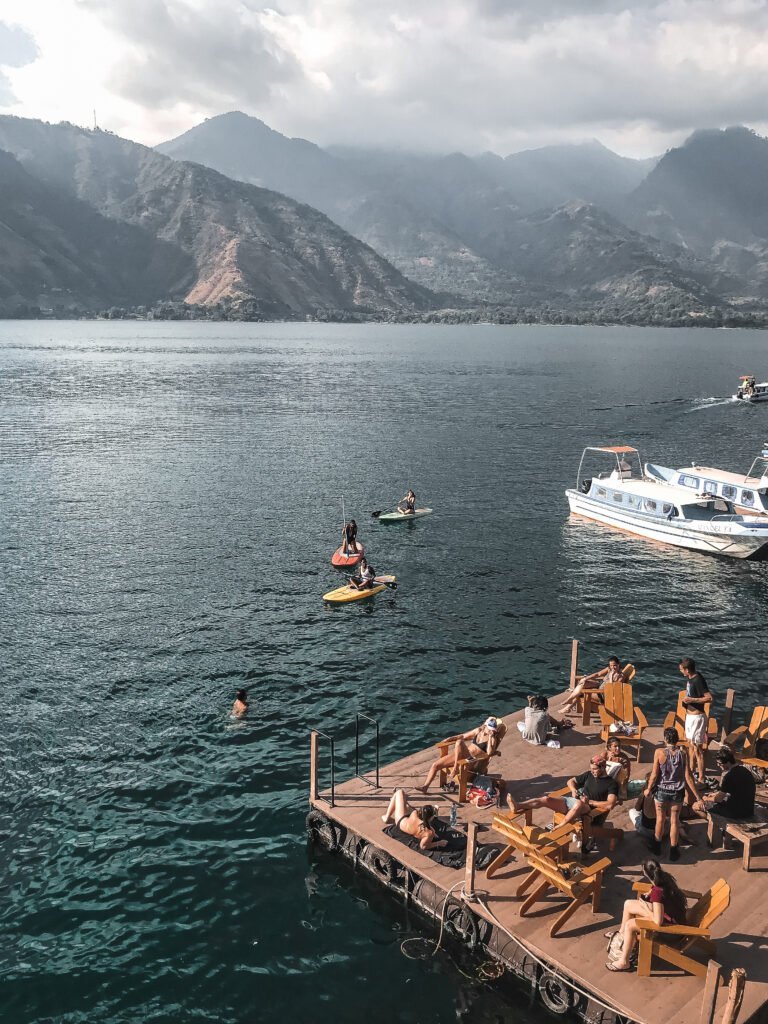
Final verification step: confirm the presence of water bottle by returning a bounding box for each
[449,804,458,828]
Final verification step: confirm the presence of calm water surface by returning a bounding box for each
[1,321,767,1023]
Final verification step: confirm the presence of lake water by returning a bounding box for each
[2,321,767,1024]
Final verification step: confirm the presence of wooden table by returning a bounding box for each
[722,820,768,871]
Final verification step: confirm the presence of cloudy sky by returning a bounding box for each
[1,0,767,156]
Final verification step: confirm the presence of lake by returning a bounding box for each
[1,321,767,1023]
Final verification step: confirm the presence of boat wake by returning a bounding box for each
[687,396,739,412]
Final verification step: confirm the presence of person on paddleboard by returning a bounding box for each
[349,556,376,590]
[342,518,360,554]
[397,489,416,515]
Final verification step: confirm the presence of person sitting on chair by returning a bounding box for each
[397,489,416,514]
[348,556,376,590]
[505,754,618,827]
[604,737,632,798]
[605,858,687,972]
[692,746,756,847]
[559,655,625,713]
[381,789,448,851]
[418,717,501,793]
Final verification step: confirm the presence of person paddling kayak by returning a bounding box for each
[397,489,416,515]
[349,556,376,590]
[342,518,360,554]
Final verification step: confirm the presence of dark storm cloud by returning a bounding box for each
[76,0,302,108]
[0,21,39,106]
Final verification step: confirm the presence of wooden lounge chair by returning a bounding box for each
[724,706,768,774]
[435,722,508,802]
[663,689,717,756]
[515,845,612,937]
[577,663,635,725]
[633,878,730,978]
[549,785,624,850]
[486,810,573,879]
[598,681,648,762]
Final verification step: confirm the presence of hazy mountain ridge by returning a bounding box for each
[0,115,433,317]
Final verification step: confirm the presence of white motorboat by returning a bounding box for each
[734,375,768,402]
[566,445,768,560]
[646,448,768,515]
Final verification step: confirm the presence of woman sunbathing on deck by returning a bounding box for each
[559,655,626,713]
[605,858,687,972]
[381,789,448,850]
[417,717,501,793]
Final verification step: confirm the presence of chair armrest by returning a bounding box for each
[634,706,649,729]
[636,920,711,937]
[579,856,612,877]
[550,785,571,798]
[724,725,747,746]
[632,881,651,894]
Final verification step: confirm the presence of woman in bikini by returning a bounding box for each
[417,717,500,793]
[606,858,687,972]
[560,655,625,713]
[381,790,448,850]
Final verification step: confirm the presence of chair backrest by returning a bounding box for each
[602,681,635,724]
[744,707,768,755]
[622,663,636,683]
[687,879,730,931]
[495,722,508,746]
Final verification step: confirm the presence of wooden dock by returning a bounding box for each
[307,693,768,1024]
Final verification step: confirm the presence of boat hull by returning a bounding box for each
[566,490,768,560]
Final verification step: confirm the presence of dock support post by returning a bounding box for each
[310,731,319,804]
[569,638,579,691]
[699,960,721,1024]
[464,822,478,902]
[720,689,735,744]
[720,968,746,1024]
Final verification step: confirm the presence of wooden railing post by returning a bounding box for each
[569,638,579,690]
[310,731,319,804]
[720,688,735,743]
[464,822,478,902]
[721,968,746,1024]
[698,960,721,1024]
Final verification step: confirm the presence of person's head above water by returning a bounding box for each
[236,689,248,703]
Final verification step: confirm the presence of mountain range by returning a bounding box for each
[2,112,768,323]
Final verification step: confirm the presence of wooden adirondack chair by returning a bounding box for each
[633,878,730,978]
[578,663,636,725]
[663,689,717,756]
[549,785,624,850]
[435,722,508,802]
[599,681,648,762]
[486,810,573,879]
[724,706,768,773]
[515,846,612,937]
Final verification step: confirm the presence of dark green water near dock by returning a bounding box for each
[2,321,767,1023]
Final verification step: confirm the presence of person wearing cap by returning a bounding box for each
[417,717,501,794]
[506,754,618,828]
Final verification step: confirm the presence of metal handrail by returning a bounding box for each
[314,729,336,807]
[355,713,380,790]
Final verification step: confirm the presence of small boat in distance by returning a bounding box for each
[734,375,768,402]
[566,445,768,559]
[646,447,768,515]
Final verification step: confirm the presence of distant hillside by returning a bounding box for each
[0,115,433,317]
[0,149,194,314]
[628,126,768,296]
[476,140,656,214]
[158,112,717,317]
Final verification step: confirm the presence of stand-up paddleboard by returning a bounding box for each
[323,575,396,604]
[377,508,433,522]
[331,542,365,568]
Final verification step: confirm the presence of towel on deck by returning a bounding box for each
[383,817,504,869]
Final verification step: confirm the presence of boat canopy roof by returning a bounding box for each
[689,465,768,488]
[613,478,723,506]
[585,445,639,454]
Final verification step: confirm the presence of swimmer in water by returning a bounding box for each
[232,689,248,717]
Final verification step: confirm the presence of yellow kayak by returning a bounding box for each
[323,576,395,604]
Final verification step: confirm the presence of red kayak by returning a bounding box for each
[331,542,365,568]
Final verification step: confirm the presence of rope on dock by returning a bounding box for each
[476,896,642,1024]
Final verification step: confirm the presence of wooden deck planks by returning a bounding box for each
[311,693,768,1024]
